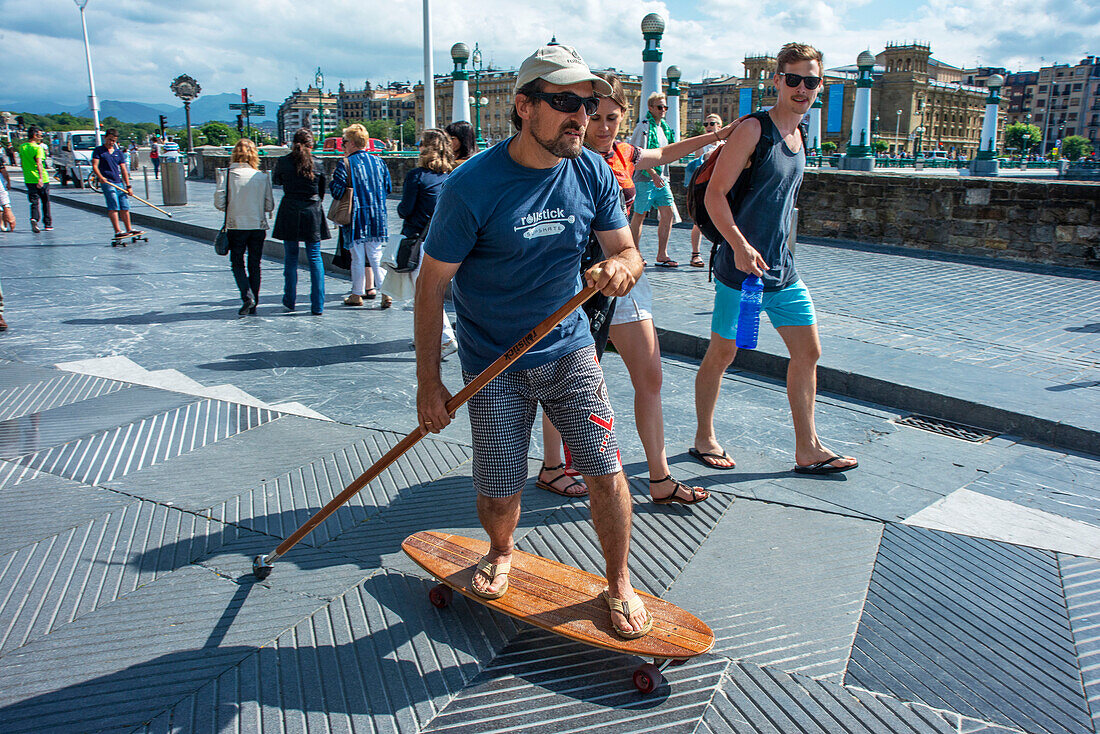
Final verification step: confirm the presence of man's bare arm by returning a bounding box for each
[703,118,768,276]
[636,117,744,170]
[591,226,644,296]
[414,254,461,433]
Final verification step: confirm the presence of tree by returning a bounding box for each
[1004,122,1042,155]
[399,118,416,147]
[363,119,394,142]
[872,139,889,154]
[822,140,837,155]
[687,122,705,138]
[1061,135,1093,161]
[200,121,236,146]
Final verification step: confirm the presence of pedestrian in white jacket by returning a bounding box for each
[215,139,275,315]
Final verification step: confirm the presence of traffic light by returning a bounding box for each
[158,115,167,136]
[237,115,245,136]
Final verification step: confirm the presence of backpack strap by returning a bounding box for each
[707,111,773,282]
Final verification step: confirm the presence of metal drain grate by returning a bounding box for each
[893,414,999,443]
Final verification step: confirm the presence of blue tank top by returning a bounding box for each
[713,113,802,292]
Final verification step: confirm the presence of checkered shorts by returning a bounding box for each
[463,345,621,498]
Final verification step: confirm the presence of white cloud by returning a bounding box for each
[0,0,1095,111]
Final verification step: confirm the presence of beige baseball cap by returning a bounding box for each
[513,44,613,96]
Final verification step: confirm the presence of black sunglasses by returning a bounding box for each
[528,91,600,115]
[778,72,823,90]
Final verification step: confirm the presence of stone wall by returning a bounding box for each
[195,149,1099,268]
[796,171,1099,267]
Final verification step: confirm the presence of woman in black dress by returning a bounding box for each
[273,129,329,314]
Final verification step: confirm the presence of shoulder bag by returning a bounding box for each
[327,158,354,226]
[393,215,429,273]
[214,168,230,256]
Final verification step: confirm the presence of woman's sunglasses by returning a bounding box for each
[528,91,600,115]
[777,72,823,90]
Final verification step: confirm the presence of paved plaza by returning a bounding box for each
[0,178,1097,733]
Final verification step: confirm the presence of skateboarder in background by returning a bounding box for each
[693,42,858,476]
[415,44,651,639]
[91,128,142,242]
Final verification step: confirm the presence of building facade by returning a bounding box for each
[414,67,686,144]
[277,87,338,144]
[338,82,416,127]
[1031,55,1100,151]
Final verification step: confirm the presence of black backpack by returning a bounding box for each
[685,111,805,280]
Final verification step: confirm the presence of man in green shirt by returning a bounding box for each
[18,127,52,232]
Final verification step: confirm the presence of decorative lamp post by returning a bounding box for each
[170,74,200,153]
[873,114,880,155]
[756,82,765,111]
[74,0,102,146]
[841,50,876,171]
[972,73,1003,176]
[914,125,924,157]
[314,68,325,148]
[666,65,681,141]
[469,43,487,147]
[895,109,902,155]
[639,13,665,125]
[450,43,471,124]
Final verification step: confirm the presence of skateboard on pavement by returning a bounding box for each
[111,231,147,247]
[402,530,715,693]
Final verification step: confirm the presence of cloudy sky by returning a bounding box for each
[1,0,1096,108]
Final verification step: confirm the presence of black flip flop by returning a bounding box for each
[655,259,679,268]
[688,447,736,470]
[793,455,858,475]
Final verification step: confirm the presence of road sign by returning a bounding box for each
[229,103,265,115]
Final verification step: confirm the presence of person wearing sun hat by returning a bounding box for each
[414,43,652,639]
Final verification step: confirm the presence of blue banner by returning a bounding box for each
[826,84,844,134]
[739,88,752,118]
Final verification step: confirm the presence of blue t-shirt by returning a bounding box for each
[424,137,629,374]
[91,145,126,184]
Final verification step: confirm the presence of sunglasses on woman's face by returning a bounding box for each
[704,122,719,127]
[528,91,600,115]
[777,72,823,90]
[653,104,669,110]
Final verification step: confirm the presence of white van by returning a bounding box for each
[52,130,99,187]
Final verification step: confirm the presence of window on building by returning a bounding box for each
[1066,127,1075,135]
[1074,83,1083,91]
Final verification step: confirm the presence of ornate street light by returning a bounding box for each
[315,68,325,148]
[895,109,902,154]
[170,74,201,152]
[757,82,765,111]
[470,43,487,147]
[74,0,102,146]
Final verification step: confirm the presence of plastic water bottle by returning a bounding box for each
[735,276,764,349]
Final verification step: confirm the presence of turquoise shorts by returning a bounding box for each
[711,279,816,339]
[634,178,675,213]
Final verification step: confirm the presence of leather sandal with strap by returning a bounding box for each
[601,590,654,640]
[536,463,588,497]
[649,475,709,505]
[471,555,511,600]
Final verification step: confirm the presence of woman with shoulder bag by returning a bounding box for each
[214,138,275,315]
[382,129,458,353]
[273,129,329,315]
[330,123,391,308]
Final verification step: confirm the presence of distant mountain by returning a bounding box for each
[3,93,278,125]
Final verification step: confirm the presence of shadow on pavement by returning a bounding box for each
[198,340,414,370]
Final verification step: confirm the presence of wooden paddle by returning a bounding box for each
[253,266,608,578]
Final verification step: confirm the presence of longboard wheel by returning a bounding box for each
[633,663,663,694]
[429,584,453,609]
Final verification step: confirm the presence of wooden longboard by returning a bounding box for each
[402,531,714,665]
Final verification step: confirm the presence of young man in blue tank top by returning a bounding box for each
[416,45,653,638]
[693,43,859,476]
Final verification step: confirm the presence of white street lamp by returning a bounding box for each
[895,109,902,154]
[74,0,102,146]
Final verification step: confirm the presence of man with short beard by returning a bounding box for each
[415,44,651,639]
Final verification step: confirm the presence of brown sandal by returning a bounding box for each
[536,463,588,497]
[689,253,705,267]
[650,475,709,505]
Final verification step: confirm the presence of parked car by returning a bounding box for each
[322,136,389,154]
